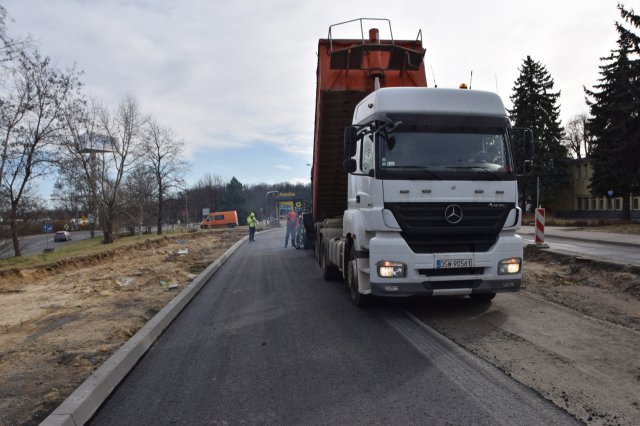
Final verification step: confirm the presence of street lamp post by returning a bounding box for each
[176,180,189,231]
[265,190,278,225]
[78,134,115,239]
[184,191,189,229]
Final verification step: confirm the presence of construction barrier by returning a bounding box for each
[535,208,545,246]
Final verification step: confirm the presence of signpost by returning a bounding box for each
[42,223,53,252]
[534,208,549,249]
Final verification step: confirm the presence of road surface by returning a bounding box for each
[0,230,101,258]
[519,234,640,267]
[89,230,578,425]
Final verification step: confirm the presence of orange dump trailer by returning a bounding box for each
[311,18,428,225]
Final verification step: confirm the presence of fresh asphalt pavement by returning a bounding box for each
[89,229,579,425]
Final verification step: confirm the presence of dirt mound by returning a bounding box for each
[0,228,246,425]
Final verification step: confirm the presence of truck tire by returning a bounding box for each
[314,223,323,263]
[321,248,339,281]
[347,249,372,307]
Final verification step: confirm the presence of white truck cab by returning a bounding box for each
[325,87,527,305]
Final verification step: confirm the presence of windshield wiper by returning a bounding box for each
[446,166,502,180]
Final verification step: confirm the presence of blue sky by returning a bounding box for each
[3,0,635,198]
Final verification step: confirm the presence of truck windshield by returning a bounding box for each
[378,127,515,180]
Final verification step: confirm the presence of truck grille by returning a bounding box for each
[384,202,515,254]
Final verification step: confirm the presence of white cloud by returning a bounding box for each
[3,0,636,188]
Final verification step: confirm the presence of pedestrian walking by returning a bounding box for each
[247,212,257,242]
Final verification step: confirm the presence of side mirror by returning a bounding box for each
[524,129,534,160]
[343,126,357,158]
[523,160,533,174]
[522,129,534,175]
[343,158,357,173]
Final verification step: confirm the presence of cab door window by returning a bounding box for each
[360,133,375,174]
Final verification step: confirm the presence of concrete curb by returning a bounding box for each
[40,230,275,426]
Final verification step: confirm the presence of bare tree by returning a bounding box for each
[60,96,145,244]
[0,6,31,68]
[142,119,188,235]
[59,98,102,237]
[121,164,156,235]
[191,174,226,218]
[564,113,593,159]
[0,49,81,255]
[51,155,93,230]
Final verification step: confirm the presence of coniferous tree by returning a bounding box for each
[586,4,640,219]
[223,176,247,224]
[510,56,568,212]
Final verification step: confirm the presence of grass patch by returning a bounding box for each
[0,229,193,272]
[189,261,210,274]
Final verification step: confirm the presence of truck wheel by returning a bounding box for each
[321,249,339,281]
[314,224,323,263]
[347,252,372,307]
[470,292,496,303]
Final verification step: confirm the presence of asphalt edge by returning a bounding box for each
[40,229,278,426]
[518,228,640,248]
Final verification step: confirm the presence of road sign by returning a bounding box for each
[42,224,52,233]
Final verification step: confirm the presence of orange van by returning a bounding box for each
[200,210,239,229]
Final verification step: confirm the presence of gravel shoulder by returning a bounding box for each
[1,229,639,425]
[409,247,640,426]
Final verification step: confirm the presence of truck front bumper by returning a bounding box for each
[367,231,522,297]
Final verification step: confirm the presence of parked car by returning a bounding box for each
[54,231,72,242]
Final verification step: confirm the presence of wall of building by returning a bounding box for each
[554,158,640,220]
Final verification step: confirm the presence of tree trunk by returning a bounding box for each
[102,227,113,244]
[10,209,21,257]
[101,213,114,244]
[157,187,163,235]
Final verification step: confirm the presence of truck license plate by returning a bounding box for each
[436,259,472,269]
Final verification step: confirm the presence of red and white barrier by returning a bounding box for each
[535,208,545,247]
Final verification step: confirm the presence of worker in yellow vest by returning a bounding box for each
[247,212,257,242]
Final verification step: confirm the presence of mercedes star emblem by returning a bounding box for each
[444,204,463,224]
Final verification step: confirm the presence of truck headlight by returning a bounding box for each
[377,261,406,278]
[498,258,521,275]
